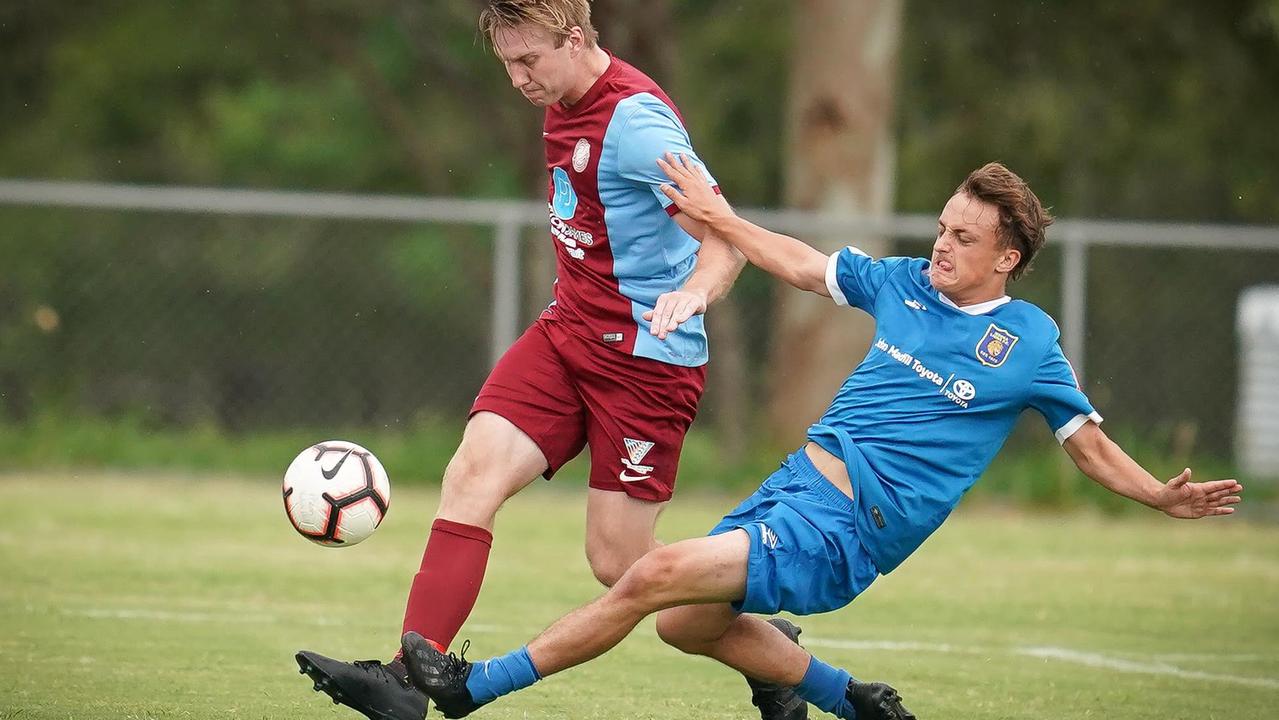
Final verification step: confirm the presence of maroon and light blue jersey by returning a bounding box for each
[540,54,718,368]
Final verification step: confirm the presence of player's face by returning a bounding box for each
[492,25,579,107]
[930,192,1020,299]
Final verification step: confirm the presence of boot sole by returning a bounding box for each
[296,652,412,720]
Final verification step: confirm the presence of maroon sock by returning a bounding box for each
[397,518,493,656]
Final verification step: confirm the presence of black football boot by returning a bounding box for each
[400,632,484,719]
[296,650,427,720]
[744,618,808,720]
[845,679,917,720]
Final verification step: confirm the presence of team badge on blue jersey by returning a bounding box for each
[551,166,578,220]
[976,324,1019,367]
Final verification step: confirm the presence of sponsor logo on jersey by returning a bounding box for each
[544,191,593,262]
[874,336,977,409]
[619,438,656,483]
[903,298,928,312]
[952,379,977,401]
[602,332,624,343]
[572,138,591,172]
[976,324,1019,367]
[550,166,578,220]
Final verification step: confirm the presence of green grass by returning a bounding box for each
[1,473,1277,719]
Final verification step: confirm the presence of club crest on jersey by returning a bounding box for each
[572,138,591,172]
[976,324,1019,367]
[551,166,578,220]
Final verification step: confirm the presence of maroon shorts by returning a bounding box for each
[471,319,706,503]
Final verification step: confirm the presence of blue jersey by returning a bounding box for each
[808,249,1101,574]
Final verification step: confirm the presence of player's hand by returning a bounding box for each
[1153,468,1243,519]
[658,152,733,225]
[642,288,708,340]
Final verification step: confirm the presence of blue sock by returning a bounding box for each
[464,646,542,704]
[795,656,858,719]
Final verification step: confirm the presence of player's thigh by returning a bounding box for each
[439,325,588,524]
[583,487,666,585]
[436,412,550,527]
[460,320,588,478]
[618,530,750,607]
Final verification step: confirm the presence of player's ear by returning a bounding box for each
[997,247,1020,274]
[566,26,585,56]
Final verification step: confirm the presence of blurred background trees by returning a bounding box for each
[2,0,1277,478]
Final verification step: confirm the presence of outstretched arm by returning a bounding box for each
[658,153,830,297]
[1062,422,1243,518]
[642,215,746,340]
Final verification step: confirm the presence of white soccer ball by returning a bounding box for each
[282,440,390,547]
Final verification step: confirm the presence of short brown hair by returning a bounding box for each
[955,162,1053,281]
[479,0,599,50]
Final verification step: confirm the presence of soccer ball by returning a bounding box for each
[282,440,390,547]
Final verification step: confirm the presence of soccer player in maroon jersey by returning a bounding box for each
[296,3,804,719]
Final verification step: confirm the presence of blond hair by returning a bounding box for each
[479,0,599,49]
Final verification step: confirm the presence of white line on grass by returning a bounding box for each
[53,607,1279,691]
[1016,646,1279,690]
[804,636,1279,690]
[61,607,305,625]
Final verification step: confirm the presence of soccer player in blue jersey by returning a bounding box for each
[398,157,1243,720]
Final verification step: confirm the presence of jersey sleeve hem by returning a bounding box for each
[826,250,850,306]
[825,246,869,306]
[1054,411,1104,444]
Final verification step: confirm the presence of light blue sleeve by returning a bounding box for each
[824,248,916,314]
[613,95,718,212]
[1028,341,1102,444]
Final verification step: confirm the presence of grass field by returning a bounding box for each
[2,472,1277,719]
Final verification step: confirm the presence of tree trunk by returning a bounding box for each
[768,0,903,444]
[591,0,674,85]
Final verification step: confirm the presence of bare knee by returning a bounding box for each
[585,541,649,587]
[584,489,663,587]
[610,547,684,608]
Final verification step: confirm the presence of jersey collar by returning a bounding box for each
[557,50,618,117]
[937,292,1011,315]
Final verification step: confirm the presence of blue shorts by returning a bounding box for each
[709,448,879,616]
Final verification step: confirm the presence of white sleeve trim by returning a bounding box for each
[1054,411,1104,444]
[825,250,850,306]
[826,246,866,307]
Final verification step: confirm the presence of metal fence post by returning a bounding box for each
[490,216,522,367]
[1061,229,1088,383]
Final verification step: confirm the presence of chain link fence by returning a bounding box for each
[2,181,1278,478]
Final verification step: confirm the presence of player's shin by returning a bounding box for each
[795,656,856,719]
[526,583,660,676]
[465,646,542,703]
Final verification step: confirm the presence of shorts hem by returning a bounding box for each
[587,478,673,503]
[468,404,563,481]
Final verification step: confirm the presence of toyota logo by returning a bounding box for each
[953,379,976,401]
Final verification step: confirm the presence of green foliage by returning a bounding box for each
[895,0,1279,222]
[2,1,1277,469]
